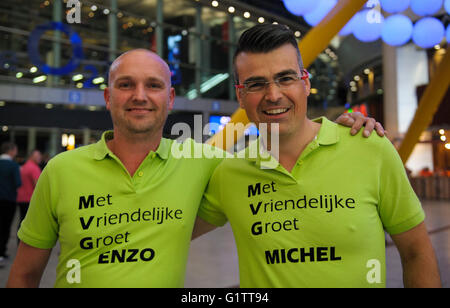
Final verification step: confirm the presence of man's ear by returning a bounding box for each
[304,78,311,97]
[104,87,111,110]
[168,87,175,111]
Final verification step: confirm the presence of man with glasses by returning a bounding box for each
[194,24,441,288]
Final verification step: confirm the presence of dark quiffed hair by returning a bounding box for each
[233,24,303,83]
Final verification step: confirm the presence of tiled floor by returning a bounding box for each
[1,200,448,288]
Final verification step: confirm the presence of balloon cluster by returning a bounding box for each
[283,0,449,48]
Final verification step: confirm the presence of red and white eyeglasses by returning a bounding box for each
[235,69,309,93]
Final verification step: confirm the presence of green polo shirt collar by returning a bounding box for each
[314,116,339,146]
[245,117,339,169]
[93,131,171,161]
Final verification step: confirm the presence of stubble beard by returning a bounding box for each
[112,109,167,137]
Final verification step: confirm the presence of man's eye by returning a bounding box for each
[118,82,131,88]
[148,83,163,89]
[278,76,296,84]
[246,82,265,90]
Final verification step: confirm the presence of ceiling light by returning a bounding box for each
[72,74,83,81]
[92,77,105,84]
[33,75,47,83]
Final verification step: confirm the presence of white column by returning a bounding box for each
[382,42,433,174]
[383,43,429,141]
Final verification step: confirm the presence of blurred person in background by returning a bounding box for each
[16,150,42,226]
[0,142,21,267]
[419,167,433,177]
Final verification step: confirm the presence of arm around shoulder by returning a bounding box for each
[192,216,218,240]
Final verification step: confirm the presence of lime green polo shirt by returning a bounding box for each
[18,132,223,287]
[198,117,424,288]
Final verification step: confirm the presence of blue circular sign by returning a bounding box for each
[28,21,83,75]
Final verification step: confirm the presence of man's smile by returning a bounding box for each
[262,107,290,116]
[126,107,155,114]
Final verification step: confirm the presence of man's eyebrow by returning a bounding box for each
[242,76,267,84]
[274,69,298,78]
[114,75,132,83]
[242,69,298,84]
[114,75,165,83]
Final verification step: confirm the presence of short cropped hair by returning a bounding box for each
[1,142,17,154]
[233,24,304,84]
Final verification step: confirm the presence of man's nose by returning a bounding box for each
[264,82,283,103]
[133,83,147,101]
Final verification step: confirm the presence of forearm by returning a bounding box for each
[392,222,441,288]
[6,242,51,288]
[6,275,41,288]
[401,252,441,288]
[6,268,43,288]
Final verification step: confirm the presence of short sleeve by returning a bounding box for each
[197,163,228,227]
[377,139,425,235]
[18,163,58,249]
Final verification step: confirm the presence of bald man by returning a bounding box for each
[7,49,225,287]
[7,49,383,287]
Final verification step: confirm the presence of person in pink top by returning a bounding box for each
[16,150,42,223]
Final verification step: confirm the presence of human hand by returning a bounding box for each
[335,112,385,137]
